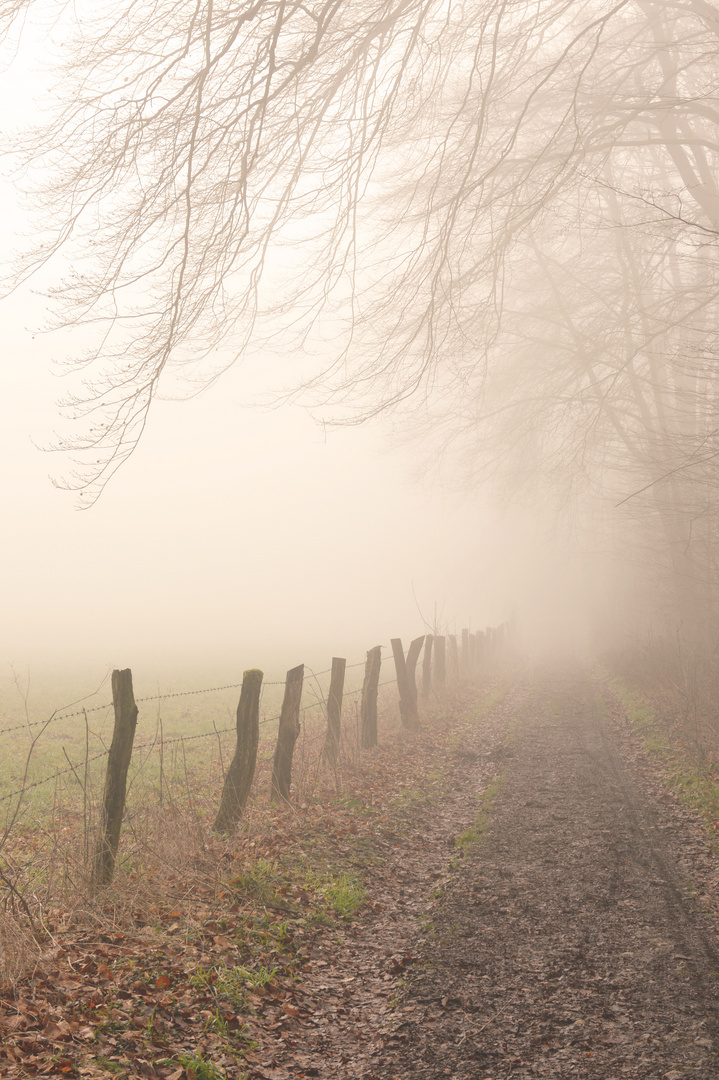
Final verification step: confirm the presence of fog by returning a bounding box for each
[2,0,719,711]
[2,319,574,693]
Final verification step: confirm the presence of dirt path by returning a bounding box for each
[251,665,719,1080]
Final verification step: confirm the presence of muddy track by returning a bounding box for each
[248,665,719,1080]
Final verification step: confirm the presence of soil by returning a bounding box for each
[251,664,719,1080]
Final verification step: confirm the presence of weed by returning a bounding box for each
[308,869,366,917]
[177,1052,230,1080]
[230,859,282,905]
[608,680,719,832]
[93,1057,125,1075]
[191,962,278,1009]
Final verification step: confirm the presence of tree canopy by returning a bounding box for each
[4,0,719,637]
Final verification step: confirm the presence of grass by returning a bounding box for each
[190,963,278,1007]
[0,663,516,1080]
[0,663,371,821]
[177,1052,235,1080]
[454,774,504,854]
[607,677,719,835]
[229,857,366,923]
[468,685,511,723]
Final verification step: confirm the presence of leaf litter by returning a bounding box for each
[3,666,719,1078]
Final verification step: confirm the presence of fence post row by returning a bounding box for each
[270,664,304,802]
[12,619,512,890]
[421,633,434,699]
[323,657,346,766]
[361,645,382,748]
[92,669,138,892]
[214,668,263,833]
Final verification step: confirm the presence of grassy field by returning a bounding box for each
[0,659,373,805]
[0,655,398,906]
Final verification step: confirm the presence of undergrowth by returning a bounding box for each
[607,676,719,836]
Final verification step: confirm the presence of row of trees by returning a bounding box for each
[2,0,719,645]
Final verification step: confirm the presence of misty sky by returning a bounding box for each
[0,4,606,698]
[2,251,543,683]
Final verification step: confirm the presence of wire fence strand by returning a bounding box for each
[0,649,410,808]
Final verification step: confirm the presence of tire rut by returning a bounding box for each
[247,665,719,1080]
[377,664,719,1079]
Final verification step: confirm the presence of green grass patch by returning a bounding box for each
[229,857,365,925]
[455,774,503,853]
[190,962,278,1008]
[608,679,719,834]
[176,1052,233,1080]
[469,686,510,723]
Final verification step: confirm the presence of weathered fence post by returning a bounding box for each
[214,669,263,833]
[461,628,470,675]
[434,635,446,690]
[92,669,138,891]
[270,664,304,802]
[475,630,485,670]
[361,646,382,748]
[448,634,460,683]
[421,633,434,699]
[391,636,424,728]
[406,635,424,712]
[323,657,346,766]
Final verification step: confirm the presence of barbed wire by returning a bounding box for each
[0,749,109,807]
[0,650,398,739]
[0,669,410,810]
[0,700,115,739]
[133,726,235,753]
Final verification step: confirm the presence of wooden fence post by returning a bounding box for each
[434,635,446,690]
[214,669,263,833]
[448,634,460,682]
[361,646,382,748]
[421,633,434,699]
[475,630,485,669]
[270,664,304,802]
[323,657,346,766]
[391,636,424,728]
[461,628,470,675]
[92,669,138,891]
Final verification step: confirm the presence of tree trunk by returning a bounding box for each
[214,669,263,832]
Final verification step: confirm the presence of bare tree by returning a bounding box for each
[3,0,719,631]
